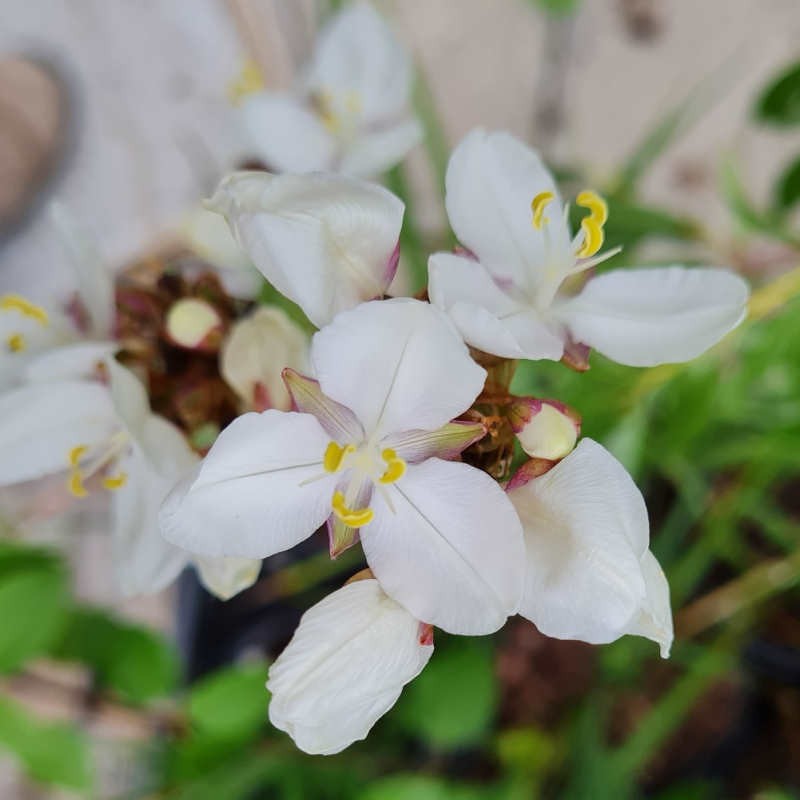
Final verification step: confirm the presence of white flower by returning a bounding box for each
[267,575,433,755]
[208,170,404,328]
[429,129,749,367]
[238,3,421,177]
[161,299,525,634]
[0,352,258,599]
[221,306,310,412]
[508,438,673,657]
[0,205,114,388]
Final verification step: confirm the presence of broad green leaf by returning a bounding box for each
[0,696,91,790]
[0,545,69,672]
[393,638,496,750]
[53,607,178,704]
[188,661,268,741]
[754,60,800,126]
[773,154,800,212]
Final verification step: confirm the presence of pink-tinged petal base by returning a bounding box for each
[506,457,558,491]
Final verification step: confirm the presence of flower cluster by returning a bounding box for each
[0,1,750,759]
[160,120,747,754]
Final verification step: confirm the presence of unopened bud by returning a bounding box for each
[165,298,223,352]
[508,398,580,461]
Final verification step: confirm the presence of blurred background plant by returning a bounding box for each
[0,0,799,798]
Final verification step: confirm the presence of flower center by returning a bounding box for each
[67,431,130,498]
[314,88,362,140]
[322,440,406,528]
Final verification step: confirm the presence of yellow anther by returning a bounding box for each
[323,442,355,473]
[0,294,49,325]
[102,472,128,491]
[332,491,374,528]
[317,91,339,134]
[576,190,608,225]
[531,191,555,230]
[379,448,406,485]
[68,470,88,499]
[227,60,264,105]
[575,190,608,258]
[6,333,25,353]
[68,445,88,468]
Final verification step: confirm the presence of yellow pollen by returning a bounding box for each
[68,445,88,468]
[323,442,355,473]
[6,333,25,353]
[378,448,406,484]
[102,472,128,491]
[68,470,88,499]
[332,490,374,528]
[531,191,555,230]
[575,190,608,258]
[227,60,265,105]
[0,294,49,325]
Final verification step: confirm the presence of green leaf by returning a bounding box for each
[601,199,699,250]
[773,154,800,212]
[754,60,800,126]
[720,157,800,247]
[188,661,268,741]
[393,638,497,750]
[359,775,496,800]
[0,544,69,672]
[0,696,91,790]
[53,607,178,704]
[530,0,582,16]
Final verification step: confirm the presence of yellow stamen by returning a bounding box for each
[227,60,264,105]
[0,294,49,325]
[378,448,406,484]
[68,445,88,467]
[68,470,88,498]
[318,91,339,134]
[6,333,25,353]
[575,190,608,258]
[531,191,554,230]
[332,490,374,528]
[102,472,128,491]
[323,442,355,473]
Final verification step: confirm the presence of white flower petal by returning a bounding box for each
[363,458,525,635]
[268,578,432,755]
[509,438,673,653]
[23,341,117,383]
[381,421,486,464]
[239,92,334,173]
[159,410,336,559]
[429,252,564,360]
[554,266,749,367]
[106,358,151,445]
[339,119,422,178]
[305,3,413,124]
[111,453,189,596]
[49,203,114,338]
[194,555,261,601]
[0,380,117,485]
[311,299,486,438]
[221,307,310,411]
[444,129,568,290]
[626,550,674,658]
[208,171,404,327]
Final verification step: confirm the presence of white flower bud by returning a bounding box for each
[221,307,309,411]
[509,398,580,461]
